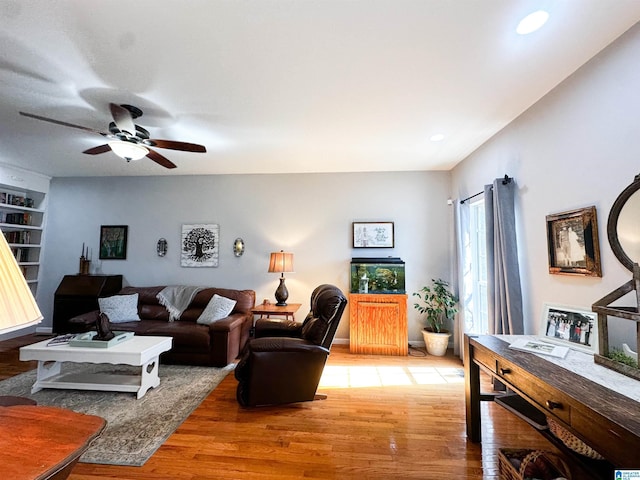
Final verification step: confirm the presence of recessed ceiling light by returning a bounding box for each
[430,133,445,142]
[516,10,549,35]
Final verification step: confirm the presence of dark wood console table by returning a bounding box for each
[464,334,640,476]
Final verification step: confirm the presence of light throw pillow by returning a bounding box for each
[98,293,141,323]
[197,294,237,325]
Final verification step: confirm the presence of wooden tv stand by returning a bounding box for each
[464,335,640,478]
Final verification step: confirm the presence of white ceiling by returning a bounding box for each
[1,1,639,178]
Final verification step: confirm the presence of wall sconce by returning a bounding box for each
[233,238,245,257]
[157,238,168,257]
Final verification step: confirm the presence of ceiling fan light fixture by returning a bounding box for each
[108,141,149,161]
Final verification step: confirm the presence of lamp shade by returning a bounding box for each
[108,141,149,161]
[0,232,42,335]
[268,251,294,273]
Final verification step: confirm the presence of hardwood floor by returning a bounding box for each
[1,335,560,480]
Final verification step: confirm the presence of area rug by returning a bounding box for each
[0,362,234,466]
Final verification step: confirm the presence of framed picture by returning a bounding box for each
[99,225,128,260]
[545,206,602,276]
[508,338,569,358]
[352,222,394,248]
[539,303,598,354]
[181,224,219,267]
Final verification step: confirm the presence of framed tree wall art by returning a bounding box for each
[99,225,128,260]
[546,206,601,276]
[181,224,219,267]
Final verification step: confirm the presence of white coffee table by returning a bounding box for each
[19,335,173,399]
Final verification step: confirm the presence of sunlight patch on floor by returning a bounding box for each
[319,365,464,388]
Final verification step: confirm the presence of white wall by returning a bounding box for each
[451,23,640,347]
[38,171,454,343]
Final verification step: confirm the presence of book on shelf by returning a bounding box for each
[0,193,34,208]
[3,212,31,225]
[4,230,32,244]
[47,334,79,347]
[11,247,30,262]
[508,338,569,358]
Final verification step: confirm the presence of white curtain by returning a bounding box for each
[454,177,523,362]
[454,199,471,360]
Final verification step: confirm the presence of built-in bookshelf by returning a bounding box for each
[0,170,48,296]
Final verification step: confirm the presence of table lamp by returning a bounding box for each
[268,250,294,306]
[0,232,43,335]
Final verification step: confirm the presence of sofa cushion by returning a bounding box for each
[116,320,211,351]
[181,288,256,322]
[197,294,237,325]
[98,294,140,323]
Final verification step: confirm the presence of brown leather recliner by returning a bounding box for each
[234,284,347,407]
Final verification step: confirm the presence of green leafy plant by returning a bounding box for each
[606,348,638,369]
[412,278,459,333]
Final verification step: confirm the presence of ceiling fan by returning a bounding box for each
[19,103,207,169]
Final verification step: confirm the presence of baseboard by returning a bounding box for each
[36,327,53,335]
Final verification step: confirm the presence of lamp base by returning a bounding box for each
[274,277,289,306]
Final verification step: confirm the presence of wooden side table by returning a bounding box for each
[1,404,105,480]
[251,303,302,321]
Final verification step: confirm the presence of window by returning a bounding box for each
[466,199,489,334]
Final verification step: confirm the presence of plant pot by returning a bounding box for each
[422,328,451,356]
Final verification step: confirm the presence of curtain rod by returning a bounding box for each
[460,175,512,204]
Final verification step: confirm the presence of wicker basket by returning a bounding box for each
[498,448,571,480]
[546,417,605,460]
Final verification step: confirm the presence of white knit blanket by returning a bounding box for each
[156,285,204,322]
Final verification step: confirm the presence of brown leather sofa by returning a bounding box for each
[69,286,256,367]
[235,284,347,406]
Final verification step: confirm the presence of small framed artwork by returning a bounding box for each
[539,303,598,354]
[181,224,219,267]
[352,222,394,248]
[99,225,128,260]
[545,206,602,276]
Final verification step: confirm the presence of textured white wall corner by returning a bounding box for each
[451,23,640,346]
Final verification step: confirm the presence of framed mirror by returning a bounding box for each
[607,174,640,271]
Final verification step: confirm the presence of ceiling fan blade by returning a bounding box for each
[148,139,207,153]
[146,148,177,169]
[83,144,112,155]
[19,111,107,136]
[109,103,136,136]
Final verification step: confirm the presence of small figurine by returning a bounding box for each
[95,312,115,341]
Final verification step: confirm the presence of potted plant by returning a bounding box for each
[413,278,459,356]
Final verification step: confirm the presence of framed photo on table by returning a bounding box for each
[99,225,128,260]
[352,222,394,248]
[539,303,598,354]
[545,206,601,276]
